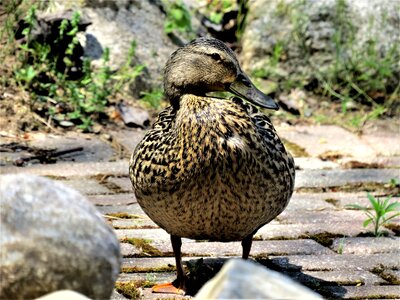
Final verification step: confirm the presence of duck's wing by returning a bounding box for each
[230,96,296,188]
[129,106,177,185]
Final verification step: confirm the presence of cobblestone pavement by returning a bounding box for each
[1,123,399,299]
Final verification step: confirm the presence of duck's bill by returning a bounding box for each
[229,73,279,110]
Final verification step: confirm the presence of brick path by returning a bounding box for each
[1,123,399,299]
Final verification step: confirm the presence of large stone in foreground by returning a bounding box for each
[195,259,322,299]
[0,174,121,299]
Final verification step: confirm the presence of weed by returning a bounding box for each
[316,0,399,116]
[140,89,164,109]
[201,0,248,40]
[388,178,400,189]
[337,237,345,254]
[12,8,144,131]
[253,0,399,122]
[163,0,192,35]
[346,193,400,237]
[206,0,233,24]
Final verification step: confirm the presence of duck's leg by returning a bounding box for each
[241,233,253,259]
[152,235,186,295]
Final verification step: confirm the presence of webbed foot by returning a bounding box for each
[152,281,185,295]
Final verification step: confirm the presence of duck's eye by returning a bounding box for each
[210,53,221,61]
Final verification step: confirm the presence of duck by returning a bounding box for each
[129,37,295,295]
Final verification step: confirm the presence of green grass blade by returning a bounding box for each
[383,213,400,223]
[363,218,373,228]
[367,193,381,213]
[385,202,400,213]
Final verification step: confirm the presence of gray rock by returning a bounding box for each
[117,102,150,128]
[241,0,399,86]
[36,290,90,300]
[47,0,207,97]
[81,0,178,97]
[0,174,121,299]
[195,259,322,299]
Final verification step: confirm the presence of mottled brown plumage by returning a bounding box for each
[129,37,295,294]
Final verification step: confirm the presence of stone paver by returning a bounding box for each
[88,193,137,206]
[0,160,129,177]
[120,243,141,257]
[360,120,400,156]
[315,192,400,209]
[295,169,399,188]
[294,157,339,170]
[112,218,158,229]
[276,193,337,211]
[276,125,377,158]
[121,257,186,271]
[2,123,399,299]
[338,156,400,169]
[277,210,366,225]
[326,285,400,299]
[267,253,399,271]
[116,228,171,241]
[256,222,374,240]
[107,177,134,193]
[117,272,176,284]
[97,203,147,217]
[0,132,116,166]
[60,178,112,195]
[141,239,335,257]
[111,129,146,154]
[299,270,388,285]
[330,237,400,254]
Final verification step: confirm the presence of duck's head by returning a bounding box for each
[164,37,278,110]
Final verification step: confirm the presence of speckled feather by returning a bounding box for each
[129,94,295,241]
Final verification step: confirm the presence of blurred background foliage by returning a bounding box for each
[0,0,398,132]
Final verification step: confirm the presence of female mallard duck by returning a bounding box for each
[129,37,295,295]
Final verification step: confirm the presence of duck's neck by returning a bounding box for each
[175,94,220,128]
[173,94,246,144]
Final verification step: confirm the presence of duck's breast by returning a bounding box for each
[130,96,295,241]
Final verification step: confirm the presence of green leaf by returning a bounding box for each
[383,212,400,223]
[67,27,78,36]
[26,66,36,82]
[164,22,175,33]
[170,8,183,21]
[367,193,381,213]
[363,218,373,228]
[63,57,73,67]
[22,28,30,37]
[385,202,400,213]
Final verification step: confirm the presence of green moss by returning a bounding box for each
[120,237,163,257]
[121,265,175,273]
[282,138,309,157]
[300,232,343,247]
[325,198,340,207]
[380,271,400,285]
[115,281,142,299]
